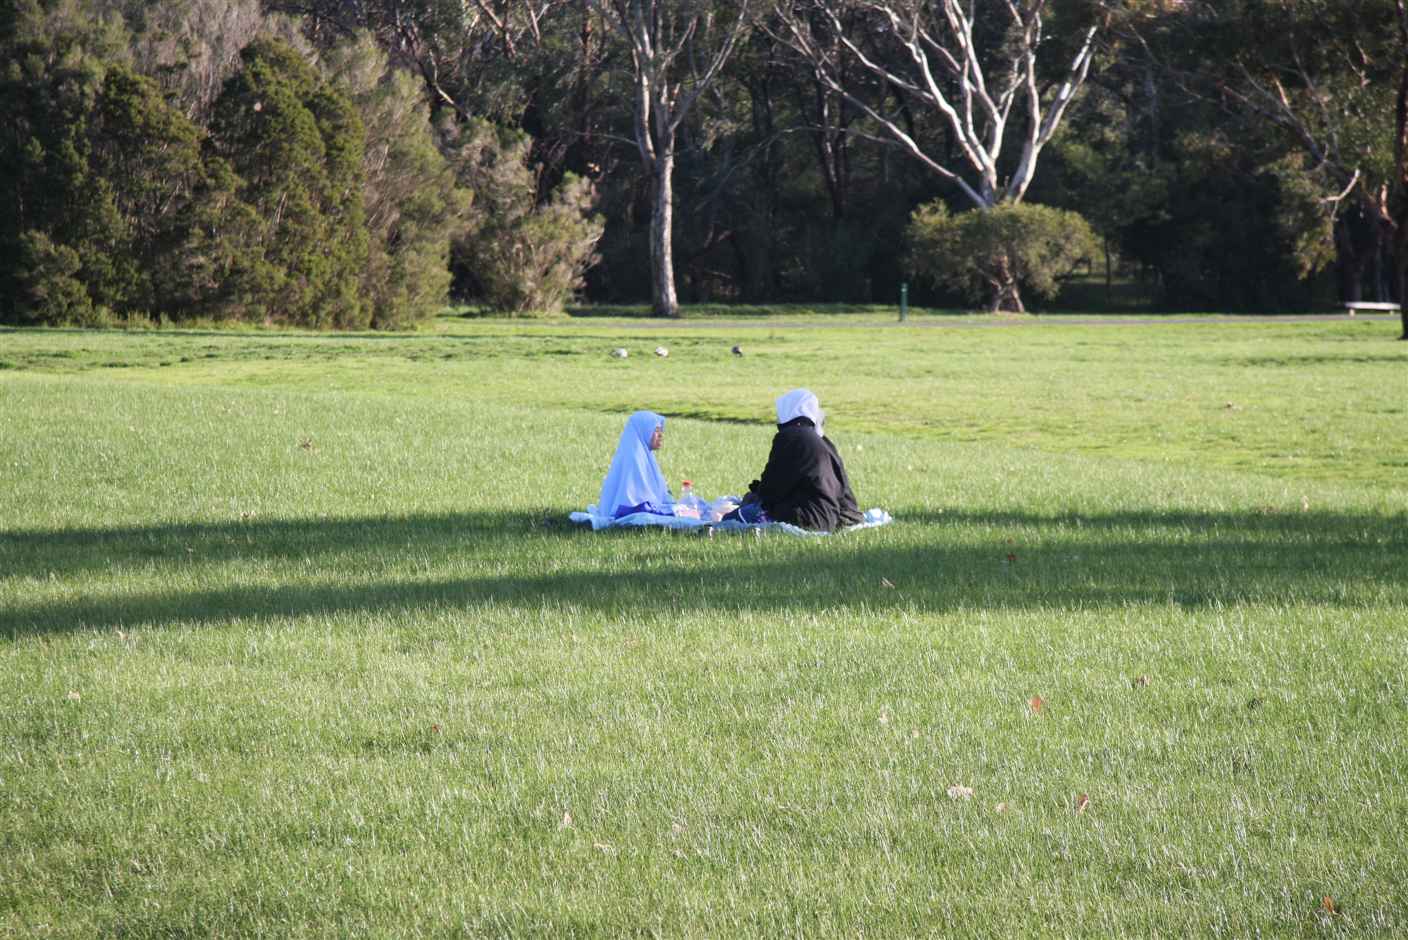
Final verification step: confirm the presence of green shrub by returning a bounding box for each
[328,36,470,330]
[16,232,95,325]
[448,120,603,316]
[907,201,1099,312]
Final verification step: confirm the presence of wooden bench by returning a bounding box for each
[1344,301,1401,316]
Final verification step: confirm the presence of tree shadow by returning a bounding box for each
[1,510,584,581]
[4,506,1404,637]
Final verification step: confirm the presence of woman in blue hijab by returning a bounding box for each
[596,411,674,518]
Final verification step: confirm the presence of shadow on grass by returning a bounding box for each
[1,511,566,581]
[3,507,1405,637]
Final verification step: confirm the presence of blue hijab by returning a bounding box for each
[598,411,673,517]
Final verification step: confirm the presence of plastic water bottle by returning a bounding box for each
[675,480,705,519]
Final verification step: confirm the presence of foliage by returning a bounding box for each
[327,35,470,329]
[907,201,1099,311]
[205,36,369,327]
[448,120,603,315]
[0,2,209,325]
[2,0,1405,324]
[98,0,295,122]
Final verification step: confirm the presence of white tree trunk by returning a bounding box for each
[589,0,750,317]
[767,0,1098,210]
[651,149,679,317]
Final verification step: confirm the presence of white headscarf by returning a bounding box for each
[775,388,825,436]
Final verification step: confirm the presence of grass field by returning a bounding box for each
[2,312,1406,937]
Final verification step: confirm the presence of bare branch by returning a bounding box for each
[767,0,1101,209]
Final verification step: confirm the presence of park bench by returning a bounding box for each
[1344,301,1401,316]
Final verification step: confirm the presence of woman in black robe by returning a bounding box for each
[735,389,862,532]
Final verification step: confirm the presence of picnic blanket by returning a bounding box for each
[569,507,893,537]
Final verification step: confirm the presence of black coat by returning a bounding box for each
[749,417,862,531]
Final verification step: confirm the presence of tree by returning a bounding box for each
[0,0,210,324]
[447,119,603,314]
[266,0,571,123]
[907,200,1097,310]
[206,36,370,327]
[1123,0,1408,333]
[585,0,752,317]
[98,0,285,123]
[765,0,1101,309]
[768,0,1098,206]
[328,35,471,328]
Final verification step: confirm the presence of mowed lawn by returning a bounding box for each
[2,314,1406,937]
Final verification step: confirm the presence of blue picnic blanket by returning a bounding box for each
[569,507,893,537]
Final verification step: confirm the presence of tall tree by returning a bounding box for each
[765,0,1101,308]
[206,36,369,327]
[1123,0,1407,331]
[585,0,752,317]
[768,0,1099,208]
[266,0,569,122]
[327,34,472,328]
[0,0,215,324]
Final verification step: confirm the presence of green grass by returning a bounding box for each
[2,314,1406,936]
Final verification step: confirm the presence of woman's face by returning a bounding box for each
[649,425,663,450]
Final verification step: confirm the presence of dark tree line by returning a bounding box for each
[2,0,1406,335]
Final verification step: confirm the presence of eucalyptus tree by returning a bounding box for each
[265,0,569,121]
[765,0,1103,309]
[767,0,1099,207]
[584,0,753,317]
[1125,0,1407,335]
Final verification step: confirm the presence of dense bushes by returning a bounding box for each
[0,0,601,328]
[448,120,602,315]
[907,202,1100,312]
[3,0,1387,324]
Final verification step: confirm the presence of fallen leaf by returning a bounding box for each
[1321,895,1339,916]
[299,438,314,450]
[65,690,81,702]
[1132,675,1151,688]
[880,577,896,589]
[878,710,890,725]
[671,821,686,835]
[993,802,1008,814]
[1028,695,1044,715]
[1074,793,1089,814]
[559,812,573,830]
[1006,553,1018,563]
[946,784,974,800]
[430,724,441,734]
[593,842,615,854]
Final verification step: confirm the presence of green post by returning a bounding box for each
[900,282,909,322]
